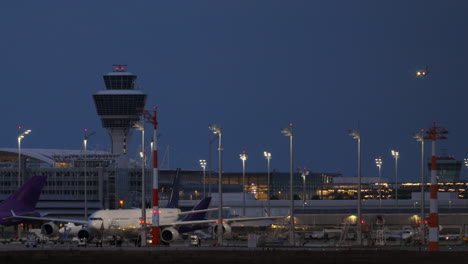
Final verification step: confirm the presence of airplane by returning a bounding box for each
[12,196,212,243]
[12,172,283,245]
[416,65,429,77]
[0,175,47,226]
[15,196,282,245]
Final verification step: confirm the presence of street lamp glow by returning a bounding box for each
[264,151,272,216]
[391,149,400,206]
[348,129,362,246]
[199,160,207,197]
[209,124,223,246]
[281,123,295,246]
[239,151,248,217]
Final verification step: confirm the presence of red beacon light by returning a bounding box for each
[113,64,128,72]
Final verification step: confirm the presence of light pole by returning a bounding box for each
[17,127,31,187]
[239,151,248,217]
[414,130,426,244]
[391,150,400,206]
[134,120,147,247]
[264,151,272,216]
[298,167,309,211]
[375,157,382,207]
[83,129,95,220]
[349,129,362,246]
[281,123,294,246]
[209,124,223,246]
[199,160,207,197]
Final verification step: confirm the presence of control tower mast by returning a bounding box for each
[93,65,147,162]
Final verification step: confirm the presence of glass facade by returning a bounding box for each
[427,156,462,182]
[103,74,137,90]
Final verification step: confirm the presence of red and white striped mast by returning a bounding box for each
[424,121,448,252]
[143,107,160,246]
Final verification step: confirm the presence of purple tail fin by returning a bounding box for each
[181,197,212,222]
[0,175,47,214]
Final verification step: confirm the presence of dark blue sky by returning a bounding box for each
[1,1,467,182]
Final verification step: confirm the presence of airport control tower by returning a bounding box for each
[93,65,147,158]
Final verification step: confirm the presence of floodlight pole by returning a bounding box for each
[199,160,207,197]
[209,124,223,246]
[391,150,400,206]
[17,127,31,187]
[298,167,309,211]
[281,123,295,246]
[83,129,95,220]
[375,157,382,207]
[240,151,248,216]
[264,151,272,216]
[134,120,147,246]
[414,130,426,245]
[349,129,362,246]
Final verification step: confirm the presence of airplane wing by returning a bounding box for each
[177,207,229,216]
[10,210,89,225]
[165,215,284,227]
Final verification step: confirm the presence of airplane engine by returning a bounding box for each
[161,227,180,243]
[77,228,94,241]
[212,223,232,239]
[41,222,59,236]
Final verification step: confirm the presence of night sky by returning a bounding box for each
[1,1,467,182]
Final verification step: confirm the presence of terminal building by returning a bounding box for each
[0,147,466,216]
[0,147,468,242]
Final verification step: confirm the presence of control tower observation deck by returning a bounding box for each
[93,65,147,156]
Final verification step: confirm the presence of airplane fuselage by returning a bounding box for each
[87,208,181,237]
